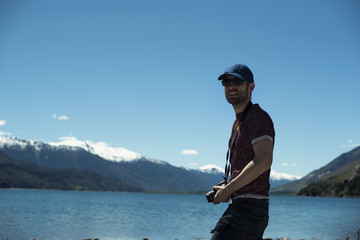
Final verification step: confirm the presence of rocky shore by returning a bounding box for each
[20,235,359,240]
[82,235,358,240]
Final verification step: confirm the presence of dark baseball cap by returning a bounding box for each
[218,64,254,83]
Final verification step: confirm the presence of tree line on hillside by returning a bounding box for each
[0,161,143,192]
[298,168,360,197]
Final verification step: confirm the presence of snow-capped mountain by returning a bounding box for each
[198,165,224,174]
[48,136,143,162]
[0,136,300,191]
[269,170,301,188]
[270,170,301,181]
[0,136,143,162]
[0,136,47,152]
[0,136,212,192]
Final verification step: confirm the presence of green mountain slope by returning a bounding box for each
[298,158,360,197]
[270,146,360,195]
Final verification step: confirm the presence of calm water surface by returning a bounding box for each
[0,189,359,240]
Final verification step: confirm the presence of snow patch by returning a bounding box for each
[48,136,143,162]
[0,136,41,151]
[199,165,224,174]
[0,135,144,162]
[270,170,302,181]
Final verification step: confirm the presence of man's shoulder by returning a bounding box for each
[250,103,273,120]
[241,104,275,145]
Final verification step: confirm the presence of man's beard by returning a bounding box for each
[225,86,249,105]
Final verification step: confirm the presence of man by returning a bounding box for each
[210,64,275,240]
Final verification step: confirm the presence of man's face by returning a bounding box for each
[222,75,254,105]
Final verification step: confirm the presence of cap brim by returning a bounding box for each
[218,73,246,81]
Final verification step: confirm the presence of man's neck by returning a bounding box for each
[233,99,251,114]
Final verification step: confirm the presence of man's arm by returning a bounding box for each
[212,139,273,205]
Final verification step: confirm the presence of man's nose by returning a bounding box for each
[227,81,238,88]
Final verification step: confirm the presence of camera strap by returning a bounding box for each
[223,101,253,182]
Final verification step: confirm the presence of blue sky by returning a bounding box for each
[1,0,359,177]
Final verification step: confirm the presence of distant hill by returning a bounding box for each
[0,136,299,193]
[270,146,360,196]
[0,150,142,191]
[0,136,214,192]
[298,158,360,197]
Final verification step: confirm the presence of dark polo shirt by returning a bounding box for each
[229,103,275,198]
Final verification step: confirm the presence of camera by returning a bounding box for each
[206,179,227,203]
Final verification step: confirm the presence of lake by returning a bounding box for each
[0,189,359,240]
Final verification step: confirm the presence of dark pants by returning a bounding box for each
[210,198,269,240]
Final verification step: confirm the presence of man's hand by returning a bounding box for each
[212,185,232,205]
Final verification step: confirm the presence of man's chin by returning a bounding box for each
[226,98,240,104]
[227,98,247,105]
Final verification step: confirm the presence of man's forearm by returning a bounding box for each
[225,157,271,195]
[225,140,273,196]
[212,140,273,204]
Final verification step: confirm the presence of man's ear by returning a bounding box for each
[249,82,255,92]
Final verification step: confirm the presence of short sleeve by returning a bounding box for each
[246,105,275,145]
